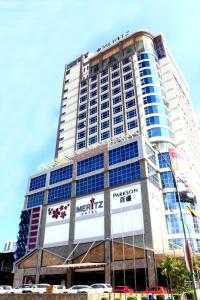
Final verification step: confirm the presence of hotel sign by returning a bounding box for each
[76,193,104,217]
[97,31,130,52]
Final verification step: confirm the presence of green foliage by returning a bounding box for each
[160,256,189,290]
[101,298,109,300]
[173,295,181,300]
[127,296,137,300]
[156,295,165,300]
[114,298,122,300]
[141,296,148,300]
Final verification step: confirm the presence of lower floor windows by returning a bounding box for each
[114,125,123,135]
[109,161,140,187]
[89,136,97,145]
[101,131,110,140]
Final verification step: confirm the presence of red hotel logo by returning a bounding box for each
[48,204,70,220]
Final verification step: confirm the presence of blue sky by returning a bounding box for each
[0,0,199,250]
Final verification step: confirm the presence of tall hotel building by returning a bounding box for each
[14,30,200,288]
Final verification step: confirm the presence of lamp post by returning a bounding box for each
[155,147,198,300]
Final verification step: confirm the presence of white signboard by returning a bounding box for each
[110,184,144,238]
[44,201,71,247]
[74,192,104,243]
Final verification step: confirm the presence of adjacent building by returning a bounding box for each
[14,29,200,289]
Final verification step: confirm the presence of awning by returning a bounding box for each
[47,262,107,269]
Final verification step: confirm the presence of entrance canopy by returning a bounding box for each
[48,262,107,269]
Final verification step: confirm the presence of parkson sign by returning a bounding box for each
[96,31,130,52]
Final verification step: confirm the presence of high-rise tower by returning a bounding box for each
[14,30,200,289]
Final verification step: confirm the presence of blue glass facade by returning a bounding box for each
[160,171,175,189]
[109,162,140,187]
[15,210,31,261]
[27,191,45,208]
[49,165,73,185]
[76,173,104,196]
[29,174,46,191]
[109,142,139,166]
[147,127,173,139]
[48,183,72,203]
[146,116,170,127]
[77,154,104,176]
[158,152,171,169]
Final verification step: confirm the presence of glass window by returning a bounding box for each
[89,136,97,145]
[112,63,119,71]
[77,141,86,149]
[90,90,97,98]
[127,109,137,119]
[78,121,86,129]
[112,87,121,96]
[128,120,138,129]
[142,86,162,95]
[112,79,120,87]
[81,80,87,87]
[113,95,121,105]
[143,95,166,105]
[91,75,97,82]
[109,142,139,165]
[101,111,109,119]
[141,77,160,86]
[27,191,45,208]
[79,112,86,120]
[50,165,73,185]
[126,99,135,109]
[123,58,131,65]
[160,171,175,188]
[80,88,87,95]
[80,95,87,103]
[109,162,140,187]
[140,68,159,77]
[77,154,104,176]
[90,99,97,106]
[147,163,159,186]
[146,116,170,127]
[124,81,133,90]
[90,83,97,90]
[101,102,109,110]
[123,65,132,73]
[76,173,104,196]
[89,116,97,125]
[113,105,122,114]
[144,105,168,115]
[137,53,155,61]
[89,126,97,135]
[101,131,110,140]
[101,77,108,84]
[48,183,72,203]
[147,127,173,139]
[101,120,109,130]
[101,93,109,101]
[29,174,46,191]
[101,85,108,92]
[114,125,123,135]
[101,69,108,77]
[78,131,85,139]
[112,71,120,79]
[114,115,123,124]
[124,73,132,81]
[146,143,157,165]
[158,152,171,168]
[138,61,157,69]
[79,104,87,111]
[90,107,97,115]
[125,90,134,99]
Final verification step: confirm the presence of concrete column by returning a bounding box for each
[146,250,157,287]
[66,268,73,288]
[35,249,43,284]
[104,240,111,284]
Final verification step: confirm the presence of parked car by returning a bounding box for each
[64,285,91,293]
[52,285,67,293]
[141,286,168,294]
[112,286,135,293]
[90,283,112,293]
[13,284,39,293]
[0,286,13,294]
[34,283,50,293]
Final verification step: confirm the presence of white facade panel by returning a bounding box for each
[44,202,71,247]
[74,192,104,243]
